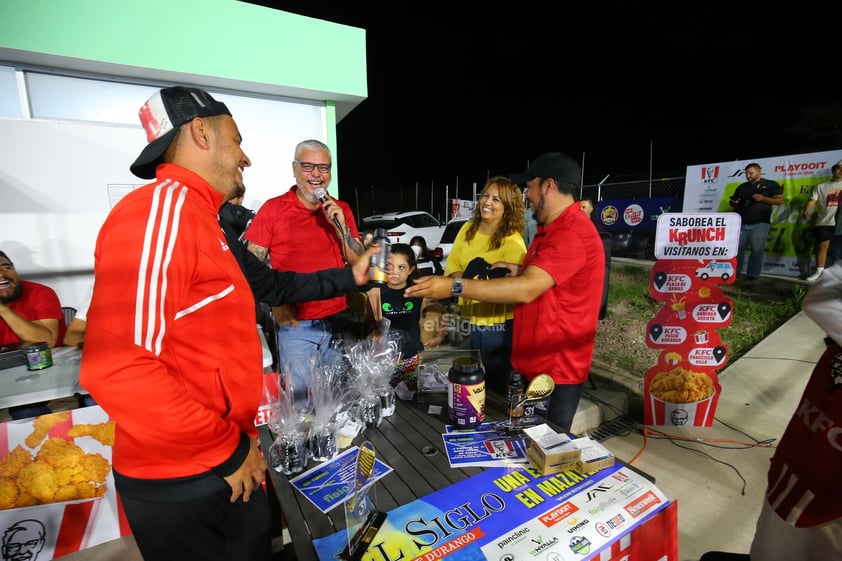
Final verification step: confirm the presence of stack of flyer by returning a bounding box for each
[441,422,530,468]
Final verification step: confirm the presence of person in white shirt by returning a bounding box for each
[802,160,842,282]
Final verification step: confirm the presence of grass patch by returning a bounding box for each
[595,263,806,378]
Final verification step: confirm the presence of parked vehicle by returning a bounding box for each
[596,195,681,261]
[434,216,469,262]
[610,231,656,260]
[360,211,444,247]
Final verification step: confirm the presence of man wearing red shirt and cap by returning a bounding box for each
[407,151,605,431]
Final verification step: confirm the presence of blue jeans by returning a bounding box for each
[469,320,513,394]
[737,222,771,278]
[276,320,336,408]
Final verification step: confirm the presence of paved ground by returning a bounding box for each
[579,260,823,561]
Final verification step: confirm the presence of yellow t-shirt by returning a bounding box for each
[444,222,527,325]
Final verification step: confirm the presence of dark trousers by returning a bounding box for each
[8,401,51,420]
[830,235,842,265]
[469,319,513,394]
[544,382,585,433]
[119,485,273,561]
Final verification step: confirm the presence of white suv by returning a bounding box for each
[434,216,469,262]
[360,211,444,247]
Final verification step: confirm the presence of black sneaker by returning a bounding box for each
[745,276,757,282]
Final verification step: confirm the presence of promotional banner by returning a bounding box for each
[596,195,682,235]
[0,406,130,560]
[683,149,842,278]
[450,199,475,219]
[643,213,739,426]
[312,463,675,561]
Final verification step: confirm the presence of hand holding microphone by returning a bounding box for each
[315,187,343,231]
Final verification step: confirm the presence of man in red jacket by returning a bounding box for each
[80,86,271,561]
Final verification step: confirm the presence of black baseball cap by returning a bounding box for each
[510,152,581,186]
[130,86,231,179]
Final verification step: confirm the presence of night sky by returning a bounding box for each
[244,2,840,203]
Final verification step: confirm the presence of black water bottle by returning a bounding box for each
[506,371,525,418]
[368,228,391,285]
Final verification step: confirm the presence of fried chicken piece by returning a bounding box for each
[18,462,58,503]
[0,445,33,479]
[80,453,111,484]
[24,410,71,448]
[68,421,116,446]
[68,480,106,500]
[36,438,86,488]
[29,438,110,504]
[0,478,19,509]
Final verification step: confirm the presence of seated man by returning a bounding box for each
[63,283,92,349]
[0,250,67,419]
[63,283,97,407]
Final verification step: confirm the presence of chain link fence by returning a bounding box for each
[347,177,687,223]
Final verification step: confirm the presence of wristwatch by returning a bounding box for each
[451,277,463,297]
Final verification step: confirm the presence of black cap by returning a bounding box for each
[130,86,231,179]
[510,152,581,186]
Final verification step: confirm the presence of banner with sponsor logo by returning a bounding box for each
[683,149,842,278]
[312,462,676,561]
[597,196,682,235]
[451,199,475,219]
[643,213,739,426]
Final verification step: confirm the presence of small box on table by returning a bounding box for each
[571,436,615,472]
[522,424,581,475]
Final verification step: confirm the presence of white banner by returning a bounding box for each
[450,198,475,219]
[683,149,842,277]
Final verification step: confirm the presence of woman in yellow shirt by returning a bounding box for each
[444,176,526,394]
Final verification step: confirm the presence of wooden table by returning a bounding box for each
[0,346,83,409]
[259,389,497,561]
[258,383,663,561]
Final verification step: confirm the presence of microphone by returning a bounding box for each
[315,188,343,231]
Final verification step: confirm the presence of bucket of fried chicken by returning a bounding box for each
[0,406,128,560]
[648,367,716,426]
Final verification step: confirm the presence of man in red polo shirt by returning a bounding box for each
[245,139,364,407]
[0,249,67,419]
[406,152,605,431]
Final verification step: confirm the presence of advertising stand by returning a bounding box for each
[643,212,740,426]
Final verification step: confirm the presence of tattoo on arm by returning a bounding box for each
[345,229,365,256]
[247,242,268,263]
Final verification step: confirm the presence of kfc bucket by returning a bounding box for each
[0,407,129,560]
[648,367,716,426]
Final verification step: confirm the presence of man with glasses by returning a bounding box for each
[406,152,605,432]
[246,139,365,407]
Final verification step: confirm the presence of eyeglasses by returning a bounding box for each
[296,161,331,173]
[4,540,43,554]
